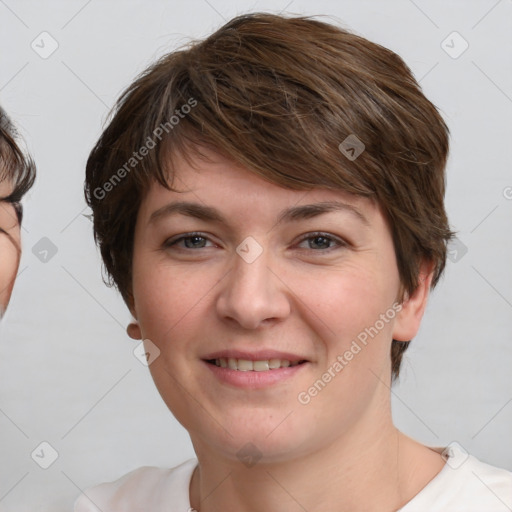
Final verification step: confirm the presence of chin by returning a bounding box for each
[188,411,314,465]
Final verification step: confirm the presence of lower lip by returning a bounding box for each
[203,360,309,389]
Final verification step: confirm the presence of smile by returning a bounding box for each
[203,358,309,389]
[207,357,306,371]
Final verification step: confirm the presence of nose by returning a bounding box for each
[215,244,291,330]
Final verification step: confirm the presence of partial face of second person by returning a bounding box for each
[0,179,21,317]
[128,146,431,464]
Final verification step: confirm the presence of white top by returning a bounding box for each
[74,444,512,511]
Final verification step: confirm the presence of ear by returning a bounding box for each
[127,321,142,340]
[392,261,434,342]
[126,301,142,340]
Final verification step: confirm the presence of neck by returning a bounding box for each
[189,409,442,512]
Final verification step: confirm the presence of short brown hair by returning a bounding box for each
[0,107,36,223]
[85,13,453,380]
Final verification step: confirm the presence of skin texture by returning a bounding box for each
[128,147,445,512]
[0,180,21,318]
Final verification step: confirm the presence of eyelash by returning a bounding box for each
[163,231,346,253]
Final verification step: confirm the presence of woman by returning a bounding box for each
[75,13,512,511]
[0,107,35,319]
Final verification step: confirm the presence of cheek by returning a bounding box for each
[293,261,399,388]
[0,238,20,311]
[300,261,398,331]
[294,270,397,417]
[132,260,220,345]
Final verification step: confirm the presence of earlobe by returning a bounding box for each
[127,320,142,340]
[126,296,142,340]
[392,262,434,342]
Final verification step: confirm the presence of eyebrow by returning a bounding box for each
[148,200,369,227]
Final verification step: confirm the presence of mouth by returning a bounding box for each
[204,357,308,371]
[201,350,311,388]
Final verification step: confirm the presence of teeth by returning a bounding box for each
[237,359,253,372]
[214,358,302,371]
[253,360,269,372]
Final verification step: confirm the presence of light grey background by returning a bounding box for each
[0,0,511,511]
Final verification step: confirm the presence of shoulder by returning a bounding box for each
[460,455,512,505]
[402,446,512,512]
[73,458,197,512]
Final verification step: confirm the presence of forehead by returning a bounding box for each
[143,146,379,219]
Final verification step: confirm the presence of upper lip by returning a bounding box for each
[202,349,309,362]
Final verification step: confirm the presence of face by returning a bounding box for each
[130,148,428,463]
[0,180,21,318]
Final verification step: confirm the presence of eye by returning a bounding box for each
[296,232,346,251]
[163,233,215,250]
